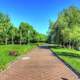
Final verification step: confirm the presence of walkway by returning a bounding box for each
[0,46,78,80]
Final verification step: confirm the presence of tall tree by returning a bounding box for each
[8,25,17,44]
[48,6,80,49]
[0,12,11,45]
[19,22,34,44]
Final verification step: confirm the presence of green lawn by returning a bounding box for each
[0,44,36,71]
[51,47,80,73]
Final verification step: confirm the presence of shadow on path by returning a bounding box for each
[61,78,68,80]
[39,44,80,79]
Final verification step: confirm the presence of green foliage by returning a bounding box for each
[19,22,47,43]
[0,12,11,44]
[48,6,80,49]
[48,20,55,43]
[0,12,46,44]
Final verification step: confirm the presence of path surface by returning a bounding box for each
[0,46,78,80]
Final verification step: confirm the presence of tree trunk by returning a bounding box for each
[5,37,8,45]
[68,40,71,48]
[28,30,30,44]
[20,31,22,45]
[11,36,14,44]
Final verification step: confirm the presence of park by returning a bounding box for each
[0,0,80,80]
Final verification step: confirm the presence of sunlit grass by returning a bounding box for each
[51,47,80,73]
[0,44,36,71]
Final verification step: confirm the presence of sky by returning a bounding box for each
[0,0,80,34]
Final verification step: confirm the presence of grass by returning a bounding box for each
[0,44,36,71]
[51,46,80,73]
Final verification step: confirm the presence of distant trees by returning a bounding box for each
[48,6,80,49]
[0,12,46,45]
[19,22,47,44]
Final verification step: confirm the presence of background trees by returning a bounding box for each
[0,12,11,44]
[0,13,47,45]
[48,6,80,49]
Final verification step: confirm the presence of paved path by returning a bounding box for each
[0,47,78,80]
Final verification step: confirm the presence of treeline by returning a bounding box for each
[0,12,46,45]
[48,6,80,49]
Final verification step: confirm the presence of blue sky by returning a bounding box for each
[0,0,80,34]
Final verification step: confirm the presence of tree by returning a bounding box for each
[0,12,11,45]
[8,25,17,44]
[48,20,55,43]
[0,12,46,45]
[48,6,80,49]
[19,22,29,44]
[19,22,38,44]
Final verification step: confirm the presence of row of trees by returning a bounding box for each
[48,6,80,49]
[0,12,46,45]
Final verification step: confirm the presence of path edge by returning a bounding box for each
[50,49,80,79]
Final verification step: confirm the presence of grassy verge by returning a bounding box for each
[51,46,80,73]
[0,44,36,71]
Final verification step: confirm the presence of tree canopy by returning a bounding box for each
[48,6,80,49]
[0,12,47,45]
